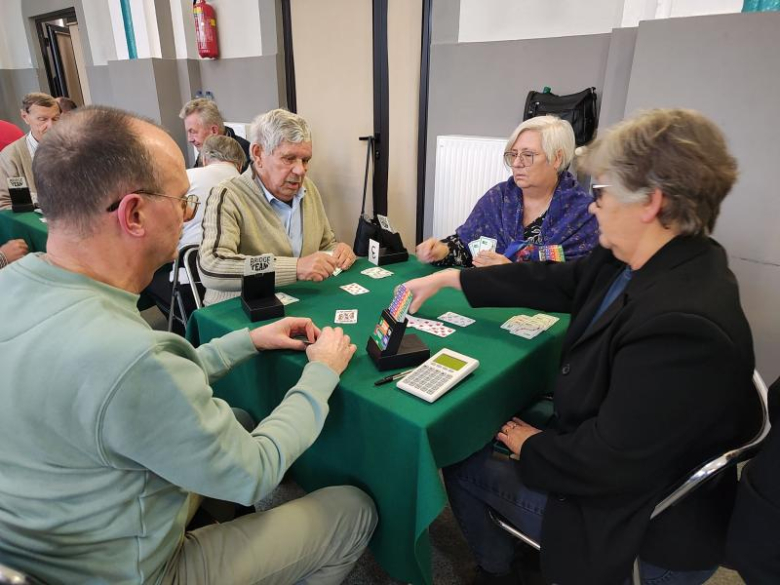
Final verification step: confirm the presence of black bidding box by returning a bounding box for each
[241,271,284,322]
[366,309,429,371]
[9,181,35,213]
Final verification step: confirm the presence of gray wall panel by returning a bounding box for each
[431,0,460,44]
[86,65,114,106]
[153,59,188,153]
[0,69,42,125]
[423,34,611,237]
[197,56,281,123]
[621,11,780,381]
[107,60,161,120]
[598,26,637,129]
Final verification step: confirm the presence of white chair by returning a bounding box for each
[490,369,772,585]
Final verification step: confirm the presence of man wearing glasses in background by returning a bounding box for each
[0,106,376,585]
[198,108,356,305]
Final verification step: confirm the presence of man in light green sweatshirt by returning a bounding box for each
[0,106,377,585]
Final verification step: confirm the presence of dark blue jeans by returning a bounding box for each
[443,444,717,585]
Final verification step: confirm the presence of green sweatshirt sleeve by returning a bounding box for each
[98,341,340,505]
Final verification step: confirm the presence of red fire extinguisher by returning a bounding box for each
[193,0,219,59]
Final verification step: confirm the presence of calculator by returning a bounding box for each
[397,348,479,403]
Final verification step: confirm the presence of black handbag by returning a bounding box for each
[523,87,598,146]
[353,136,380,257]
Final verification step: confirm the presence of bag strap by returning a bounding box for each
[359,135,375,216]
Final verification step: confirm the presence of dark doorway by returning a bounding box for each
[35,9,88,106]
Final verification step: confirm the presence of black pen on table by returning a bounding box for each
[374,369,415,386]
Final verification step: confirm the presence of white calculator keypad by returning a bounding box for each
[402,363,455,395]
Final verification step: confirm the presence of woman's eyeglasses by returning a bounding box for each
[503,151,537,168]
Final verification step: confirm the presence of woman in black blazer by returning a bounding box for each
[406,109,762,585]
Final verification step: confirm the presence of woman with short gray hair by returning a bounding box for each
[416,115,598,267]
[403,108,760,585]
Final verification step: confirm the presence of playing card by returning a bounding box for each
[426,324,456,338]
[438,312,475,327]
[480,236,498,253]
[509,326,542,339]
[334,309,358,324]
[377,214,395,233]
[243,254,275,276]
[361,267,393,279]
[368,239,380,265]
[532,313,559,328]
[275,292,299,305]
[340,283,369,295]
[468,239,482,258]
[322,249,342,276]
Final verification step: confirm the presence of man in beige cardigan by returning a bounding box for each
[199,109,356,305]
[0,92,61,209]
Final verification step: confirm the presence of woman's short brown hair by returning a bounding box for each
[581,108,738,236]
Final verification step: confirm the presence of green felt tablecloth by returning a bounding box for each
[0,210,48,252]
[0,210,157,311]
[187,257,568,585]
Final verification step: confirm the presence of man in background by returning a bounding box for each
[0,92,61,209]
[179,97,250,171]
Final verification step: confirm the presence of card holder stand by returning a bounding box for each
[366,309,429,371]
[241,272,284,322]
[377,230,408,266]
[9,185,35,213]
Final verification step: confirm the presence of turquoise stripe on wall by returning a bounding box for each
[743,0,780,11]
[120,0,138,59]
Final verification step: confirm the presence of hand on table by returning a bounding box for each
[0,239,29,264]
[415,238,448,264]
[330,242,356,270]
[297,252,338,282]
[306,326,356,375]
[496,417,541,460]
[404,269,461,314]
[472,250,510,268]
[250,317,320,351]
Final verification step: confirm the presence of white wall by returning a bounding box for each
[0,0,33,69]
[459,0,624,42]
[458,0,743,42]
[207,0,263,59]
[170,0,198,59]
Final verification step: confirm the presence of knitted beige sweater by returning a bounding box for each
[198,169,337,305]
[0,136,34,210]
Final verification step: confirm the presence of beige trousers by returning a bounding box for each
[160,485,377,585]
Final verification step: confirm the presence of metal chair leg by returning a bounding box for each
[166,255,181,332]
[632,557,642,585]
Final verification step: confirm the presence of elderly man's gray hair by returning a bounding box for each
[201,135,247,169]
[505,115,576,172]
[179,98,225,133]
[250,109,312,155]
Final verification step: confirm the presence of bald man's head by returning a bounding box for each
[33,106,178,235]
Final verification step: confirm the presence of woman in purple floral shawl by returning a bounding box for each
[417,116,598,267]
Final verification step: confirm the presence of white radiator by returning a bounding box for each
[433,135,508,237]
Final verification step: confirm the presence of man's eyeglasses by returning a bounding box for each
[106,190,200,221]
[590,184,611,206]
[503,151,538,168]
